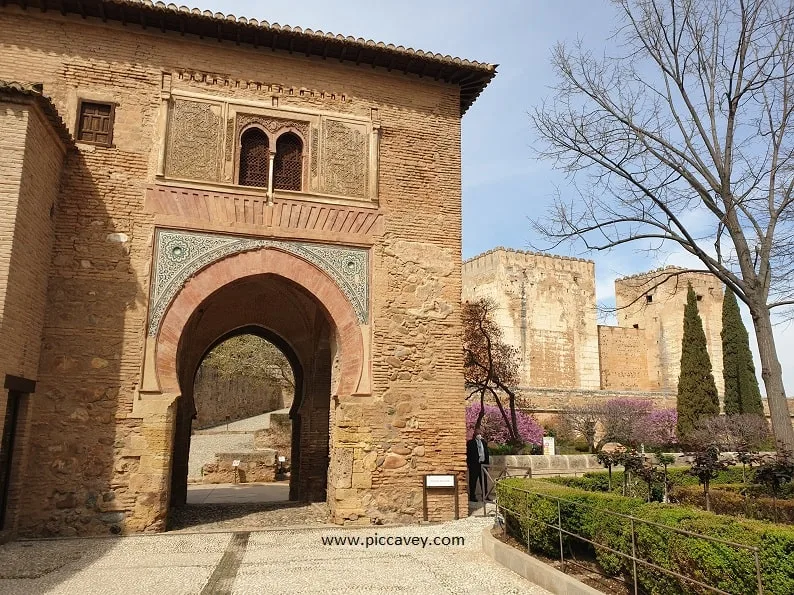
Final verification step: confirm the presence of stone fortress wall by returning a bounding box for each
[462,248,725,411]
[462,248,600,391]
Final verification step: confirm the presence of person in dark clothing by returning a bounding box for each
[466,433,490,502]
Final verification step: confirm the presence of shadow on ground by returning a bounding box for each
[169,500,329,532]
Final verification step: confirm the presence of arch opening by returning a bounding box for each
[153,247,366,529]
[166,272,338,527]
[184,331,299,501]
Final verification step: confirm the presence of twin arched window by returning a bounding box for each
[238,128,270,188]
[238,128,303,191]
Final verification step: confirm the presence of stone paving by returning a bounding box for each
[0,516,550,594]
[188,409,291,480]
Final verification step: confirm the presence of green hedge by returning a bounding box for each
[497,478,794,594]
[547,467,751,500]
[671,486,794,524]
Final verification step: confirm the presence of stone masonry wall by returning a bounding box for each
[462,248,600,390]
[192,366,284,430]
[0,6,469,533]
[614,268,724,396]
[597,325,650,390]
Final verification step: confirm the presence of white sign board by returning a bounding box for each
[425,474,455,488]
[278,456,286,463]
[232,459,241,467]
[542,436,555,456]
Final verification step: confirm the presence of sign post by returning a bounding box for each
[543,436,555,456]
[422,474,459,521]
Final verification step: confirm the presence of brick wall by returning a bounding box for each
[0,6,469,533]
[0,98,66,533]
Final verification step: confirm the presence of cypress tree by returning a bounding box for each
[677,283,720,440]
[721,288,764,415]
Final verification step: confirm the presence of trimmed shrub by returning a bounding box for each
[672,486,794,524]
[547,467,748,499]
[496,478,794,594]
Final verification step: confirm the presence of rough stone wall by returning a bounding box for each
[0,6,468,534]
[462,248,600,390]
[597,326,650,390]
[0,100,65,533]
[192,366,285,430]
[613,268,724,396]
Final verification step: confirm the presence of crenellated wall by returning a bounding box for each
[462,251,726,412]
[462,248,600,391]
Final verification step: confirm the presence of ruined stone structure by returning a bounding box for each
[463,249,724,411]
[0,1,495,536]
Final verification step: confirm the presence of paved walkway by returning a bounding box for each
[186,482,290,505]
[0,517,549,594]
[188,409,291,481]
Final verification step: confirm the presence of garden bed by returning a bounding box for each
[545,468,794,524]
[496,478,794,594]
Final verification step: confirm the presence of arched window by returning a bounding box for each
[273,132,303,191]
[238,128,270,187]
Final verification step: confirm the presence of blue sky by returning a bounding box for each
[201,0,793,394]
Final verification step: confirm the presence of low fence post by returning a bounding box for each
[630,517,638,595]
[481,465,487,517]
[754,549,764,595]
[557,499,565,571]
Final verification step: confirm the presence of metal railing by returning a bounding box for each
[477,465,531,517]
[494,480,765,595]
[477,464,592,517]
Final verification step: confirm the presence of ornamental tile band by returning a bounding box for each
[148,229,369,335]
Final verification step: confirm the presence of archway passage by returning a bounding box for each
[185,333,297,503]
[154,247,366,529]
[167,271,337,525]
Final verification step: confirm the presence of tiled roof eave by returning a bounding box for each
[1,0,496,114]
[0,80,75,148]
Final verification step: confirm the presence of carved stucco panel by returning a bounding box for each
[148,229,369,336]
[236,113,310,140]
[321,119,369,198]
[165,99,223,182]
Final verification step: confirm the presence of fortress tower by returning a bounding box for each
[610,267,724,395]
[462,248,600,391]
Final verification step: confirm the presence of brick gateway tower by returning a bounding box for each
[0,1,495,536]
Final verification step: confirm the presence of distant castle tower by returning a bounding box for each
[462,248,600,390]
[462,251,725,407]
[611,267,724,395]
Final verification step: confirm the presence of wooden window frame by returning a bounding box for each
[75,99,116,147]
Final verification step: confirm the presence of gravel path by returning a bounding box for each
[0,517,549,594]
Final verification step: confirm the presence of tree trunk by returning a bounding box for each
[750,305,794,452]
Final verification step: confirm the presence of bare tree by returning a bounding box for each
[560,406,601,452]
[532,0,794,450]
[463,299,523,445]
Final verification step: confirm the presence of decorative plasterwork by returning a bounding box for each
[236,113,310,140]
[148,229,369,336]
[165,99,223,181]
[321,119,368,198]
